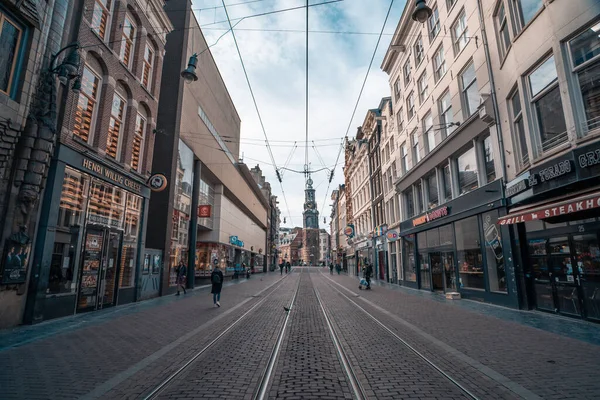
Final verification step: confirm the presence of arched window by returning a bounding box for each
[132,106,147,173]
[91,0,112,41]
[106,83,127,159]
[119,14,136,69]
[142,41,155,91]
[73,57,103,143]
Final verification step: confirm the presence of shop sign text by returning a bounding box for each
[412,206,449,227]
[506,180,528,197]
[578,148,600,169]
[229,235,244,247]
[528,160,573,187]
[498,194,600,225]
[82,159,142,193]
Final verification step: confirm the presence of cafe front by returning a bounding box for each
[399,180,518,307]
[24,144,150,323]
[501,142,600,321]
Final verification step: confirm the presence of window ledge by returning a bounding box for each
[71,134,97,152]
[576,128,600,146]
[499,44,512,69]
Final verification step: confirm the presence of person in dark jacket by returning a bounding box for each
[364,263,373,290]
[285,261,291,273]
[329,263,334,275]
[211,261,224,307]
[279,261,284,275]
[176,260,187,295]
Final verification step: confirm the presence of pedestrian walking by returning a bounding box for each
[279,261,284,275]
[285,261,291,273]
[329,263,334,275]
[364,263,373,290]
[336,263,341,275]
[211,260,224,307]
[175,260,187,295]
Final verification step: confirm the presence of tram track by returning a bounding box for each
[143,274,300,400]
[318,271,480,400]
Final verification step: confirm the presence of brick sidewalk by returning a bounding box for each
[319,271,600,399]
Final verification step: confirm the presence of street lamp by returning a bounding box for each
[412,0,433,23]
[50,43,82,92]
[180,53,199,84]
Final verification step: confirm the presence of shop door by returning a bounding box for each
[140,250,162,300]
[430,252,444,291]
[99,231,121,308]
[378,251,386,280]
[572,234,600,321]
[442,252,457,292]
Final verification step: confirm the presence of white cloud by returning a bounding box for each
[193,0,406,228]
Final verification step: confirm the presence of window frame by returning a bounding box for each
[73,64,102,144]
[418,70,429,104]
[455,145,479,195]
[482,135,496,184]
[438,90,455,139]
[442,162,453,202]
[142,42,155,92]
[460,62,479,117]
[433,44,446,83]
[423,111,435,154]
[132,111,147,173]
[494,1,511,59]
[511,0,544,34]
[414,35,424,67]
[91,0,113,41]
[407,91,415,120]
[403,60,412,84]
[411,129,421,165]
[508,88,529,169]
[119,14,137,69]
[0,12,24,97]
[451,10,469,56]
[106,92,127,160]
[425,171,439,209]
[401,142,409,174]
[428,5,440,42]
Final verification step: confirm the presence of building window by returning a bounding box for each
[509,89,529,168]
[412,129,421,164]
[460,62,479,117]
[401,142,409,174]
[405,190,415,218]
[495,2,511,58]
[425,172,438,209]
[528,55,568,153]
[418,70,429,104]
[142,43,154,91]
[73,66,101,143]
[407,91,415,120]
[568,21,600,134]
[0,12,23,96]
[438,90,455,138]
[403,60,412,84]
[428,6,440,41]
[119,15,136,69]
[415,181,424,214]
[455,216,485,290]
[452,10,469,56]
[456,146,478,195]
[446,0,456,11]
[442,163,452,202]
[394,76,401,99]
[132,111,147,172]
[512,0,543,33]
[423,112,435,153]
[91,0,112,40]
[414,36,424,66]
[433,45,446,83]
[106,92,126,159]
[483,136,496,183]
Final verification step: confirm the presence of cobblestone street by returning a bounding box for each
[1,267,599,399]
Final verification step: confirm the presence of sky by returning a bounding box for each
[192,0,407,229]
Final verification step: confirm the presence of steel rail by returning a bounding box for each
[321,272,480,400]
[143,274,293,400]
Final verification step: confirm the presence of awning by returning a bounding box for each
[498,190,600,225]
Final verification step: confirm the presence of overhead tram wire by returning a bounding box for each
[319,0,395,217]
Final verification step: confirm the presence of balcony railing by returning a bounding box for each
[541,129,569,154]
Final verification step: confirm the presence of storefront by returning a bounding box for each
[25,145,150,322]
[501,142,600,321]
[387,230,400,284]
[399,180,518,307]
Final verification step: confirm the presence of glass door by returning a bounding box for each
[442,252,456,292]
[572,234,600,321]
[528,238,555,312]
[430,252,444,291]
[100,231,122,308]
[548,236,582,317]
[77,228,105,311]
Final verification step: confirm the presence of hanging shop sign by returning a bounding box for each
[198,205,212,218]
[82,158,142,194]
[498,192,600,225]
[229,235,245,247]
[412,206,449,227]
[148,173,168,192]
[344,224,355,238]
[386,230,399,242]
[374,224,387,237]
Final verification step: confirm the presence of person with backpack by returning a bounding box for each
[175,260,187,296]
[211,259,224,307]
[285,261,291,273]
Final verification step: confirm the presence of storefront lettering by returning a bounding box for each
[578,148,600,168]
[498,194,600,225]
[412,206,449,227]
[506,180,528,197]
[229,235,244,247]
[82,158,142,193]
[531,160,573,185]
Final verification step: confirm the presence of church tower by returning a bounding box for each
[303,176,319,229]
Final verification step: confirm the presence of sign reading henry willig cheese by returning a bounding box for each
[82,158,142,193]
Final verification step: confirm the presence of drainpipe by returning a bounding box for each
[476,0,508,182]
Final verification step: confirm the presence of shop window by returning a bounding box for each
[91,0,112,40]
[425,172,438,209]
[142,42,155,92]
[73,65,101,143]
[88,179,125,228]
[119,15,136,69]
[438,90,455,138]
[403,235,417,282]
[455,216,485,290]
[403,59,412,84]
[428,5,440,41]
[568,21,600,134]
[511,0,543,34]
[415,181,424,215]
[495,2,511,59]
[460,62,479,117]
[442,163,452,202]
[407,91,415,120]
[423,111,435,153]
[528,55,568,153]
[57,167,89,229]
[452,10,469,56]
[509,89,529,168]
[418,71,429,104]
[456,146,478,195]
[405,189,415,218]
[418,232,431,289]
[132,110,147,173]
[482,210,506,293]
[106,91,126,160]
[433,45,446,83]
[414,35,424,66]
[0,11,24,97]
[483,136,496,183]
